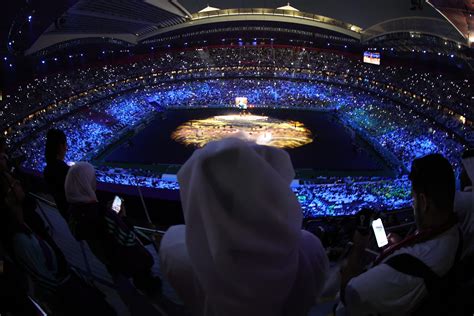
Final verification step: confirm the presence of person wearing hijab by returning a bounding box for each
[454,149,474,258]
[64,162,160,296]
[159,137,329,316]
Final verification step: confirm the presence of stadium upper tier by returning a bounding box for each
[3,46,473,130]
[15,0,471,57]
[3,46,472,217]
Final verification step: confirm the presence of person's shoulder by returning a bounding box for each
[388,226,459,273]
[44,160,69,174]
[398,226,458,255]
[12,233,37,255]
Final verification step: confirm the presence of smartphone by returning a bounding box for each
[112,196,122,213]
[372,218,388,248]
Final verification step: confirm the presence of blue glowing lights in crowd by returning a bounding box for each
[16,77,467,218]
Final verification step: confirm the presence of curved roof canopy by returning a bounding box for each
[427,0,474,46]
[277,3,299,11]
[22,0,472,55]
[198,5,221,13]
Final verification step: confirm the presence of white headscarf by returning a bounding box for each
[64,162,98,204]
[454,155,474,257]
[175,137,327,315]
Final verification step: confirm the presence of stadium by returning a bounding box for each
[0,0,473,315]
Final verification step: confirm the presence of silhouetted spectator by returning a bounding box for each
[44,129,70,220]
[160,138,329,316]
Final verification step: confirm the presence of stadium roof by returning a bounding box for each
[9,0,472,55]
[25,0,191,54]
[427,0,474,46]
[198,5,221,13]
[276,3,299,11]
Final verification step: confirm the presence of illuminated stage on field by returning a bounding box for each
[171,113,313,148]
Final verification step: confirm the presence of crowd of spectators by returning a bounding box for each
[2,46,473,126]
[1,133,473,315]
[5,78,467,217]
[1,46,472,218]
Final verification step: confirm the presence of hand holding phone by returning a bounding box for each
[112,196,122,213]
[372,218,388,248]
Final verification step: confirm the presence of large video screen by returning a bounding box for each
[235,97,248,110]
[363,51,381,65]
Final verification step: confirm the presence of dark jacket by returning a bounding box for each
[68,202,153,277]
[44,160,70,220]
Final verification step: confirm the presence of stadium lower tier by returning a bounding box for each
[9,78,470,218]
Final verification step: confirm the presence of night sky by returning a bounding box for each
[178,0,441,28]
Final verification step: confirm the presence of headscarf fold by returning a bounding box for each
[176,137,321,315]
[64,162,98,204]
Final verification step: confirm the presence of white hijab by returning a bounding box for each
[176,137,327,315]
[454,155,474,257]
[64,162,98,204]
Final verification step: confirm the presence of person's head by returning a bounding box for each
[460,149,474,191]
[409,154,455,229]
[64,162,97,204]
[45,129,67,163]
[177,137,304,311]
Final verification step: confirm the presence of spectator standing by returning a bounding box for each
[44,129,70,220]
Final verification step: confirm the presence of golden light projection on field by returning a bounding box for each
[171,114,313,149]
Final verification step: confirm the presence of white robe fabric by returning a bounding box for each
[64,162,98,204]
[160,138,329,316]
[454,156,474,258]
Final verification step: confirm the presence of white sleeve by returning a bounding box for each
[160,225,205,313]
[344,263,426,316]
